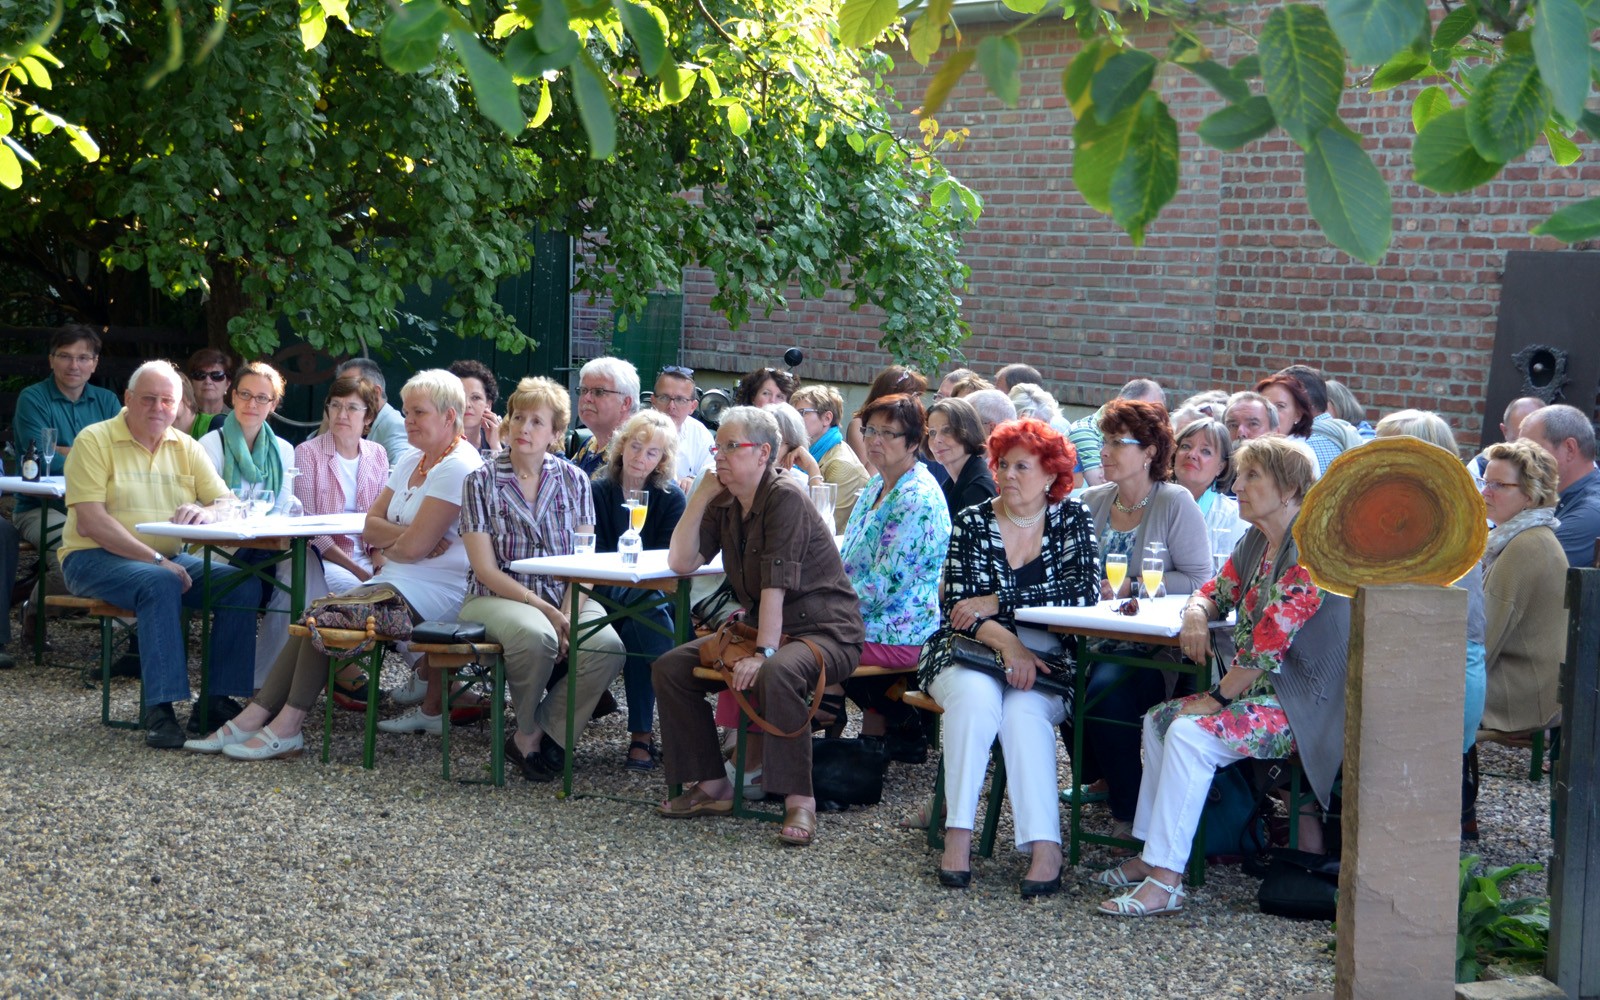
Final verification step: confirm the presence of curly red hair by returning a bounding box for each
[1100,398,1176,480]
[987,418,1077,503]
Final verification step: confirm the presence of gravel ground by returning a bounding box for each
[0,610,1556,998]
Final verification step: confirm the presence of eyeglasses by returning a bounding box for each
[235,389,277,406]
[861,426,906,441]
[796,407,820,416]
[1115,597,1140,616]
[53,352,97,364]
[1101,436,1143,449]
[577,386,624,399]
[191,370,228,383]
[326,402,368,415]
[1480,480,1523,494]
[135,394,177,409]
[660,365,695,379]
[716,441,762,452]
[655,394,695,407]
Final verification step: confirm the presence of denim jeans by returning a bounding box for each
[600,585,674,734]
[62,548,257,707]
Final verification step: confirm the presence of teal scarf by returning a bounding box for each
[808,425,843,462]
[220,412,284,494]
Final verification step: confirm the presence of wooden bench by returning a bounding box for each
[290,619,394,770]
[414,640,505,786]
[46,595,144,729]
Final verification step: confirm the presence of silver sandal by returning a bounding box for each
[1090,859,1143,887]
[1097,876,1186,917]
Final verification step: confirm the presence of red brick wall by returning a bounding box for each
[573,14,1600,445]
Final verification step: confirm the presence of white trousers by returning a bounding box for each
[1132,711,1249,872]
[930,665,1066,850]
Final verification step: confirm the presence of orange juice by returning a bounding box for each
[629,504,647,533]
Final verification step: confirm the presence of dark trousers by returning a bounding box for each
[1080,654,1195,822]
[601,585,675,734]
[653,632,858,798]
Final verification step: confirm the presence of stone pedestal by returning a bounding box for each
[1335,584,1467,1000]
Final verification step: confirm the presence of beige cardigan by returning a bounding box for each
[1481,525,1568,733]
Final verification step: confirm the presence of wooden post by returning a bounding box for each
[1547,567,1600,999]
[1335,584,1465,1000]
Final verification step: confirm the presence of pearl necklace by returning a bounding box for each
[1113,484,1155,515]
[1001,501,1046,529]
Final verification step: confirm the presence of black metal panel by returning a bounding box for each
[1484,251,1600,446]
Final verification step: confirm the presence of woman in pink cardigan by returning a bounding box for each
[293,375,390,706]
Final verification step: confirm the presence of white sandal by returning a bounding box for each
[1097,876,1186,917]
[1090,859,1143,887]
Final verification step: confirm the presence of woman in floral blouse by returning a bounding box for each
[1094,436,1350,917]
[838,393,952,763]
[919,418,1099,896]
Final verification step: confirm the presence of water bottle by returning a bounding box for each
[619,528,642,565]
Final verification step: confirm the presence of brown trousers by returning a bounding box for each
[652,632,859,798]
[254,633,336,715]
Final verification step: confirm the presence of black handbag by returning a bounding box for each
[1256,848,1340,920]
[949,633,1075,703]
[811,737,888,809]
[411,620,489,645]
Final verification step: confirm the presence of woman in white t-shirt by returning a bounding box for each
[184,370,483,760]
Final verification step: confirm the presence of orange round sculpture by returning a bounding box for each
[1294,436,1488,598]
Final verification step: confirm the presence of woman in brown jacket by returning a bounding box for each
[1477,439,1567,735]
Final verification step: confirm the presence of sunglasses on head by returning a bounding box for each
[191,370,228,383]
[660,365,694,379]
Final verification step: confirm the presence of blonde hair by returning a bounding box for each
[1374,409,1459,457]
[603,410,678,487]
[1234,435,1317,503]
[1484,439,1560,509]
[789,384,845,429]
[401,369,466,435]
[504,376,571,435]
[234,360,286,402]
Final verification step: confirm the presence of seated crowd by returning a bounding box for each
[8,338,1593,918]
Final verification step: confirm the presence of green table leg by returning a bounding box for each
[560,582,584,798]
[31,512,50,664]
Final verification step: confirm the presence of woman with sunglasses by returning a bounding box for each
[185,348,232,437]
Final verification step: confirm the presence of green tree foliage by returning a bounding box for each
[3,0,979,371]
[828,0,1600,263]
[0,1,100,191]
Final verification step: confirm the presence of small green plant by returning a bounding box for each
[1456,854,1550,983]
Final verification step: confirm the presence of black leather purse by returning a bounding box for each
[949,633,1075,703]
[411,620,489,645]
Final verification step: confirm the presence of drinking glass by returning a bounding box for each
[1105,553,1129,597]
[1209,527,1231,577]
[574,531,597,556]
[809,482,836,525]
[247,486,275,518]
[38,427,56,475]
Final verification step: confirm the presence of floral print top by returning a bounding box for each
[841,464,952,646]
[1146,548,1327,759]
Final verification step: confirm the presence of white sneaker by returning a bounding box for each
[387,671,428,706]
[378,706,442,734]
[183,719,258,754]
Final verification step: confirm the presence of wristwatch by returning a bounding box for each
[756,645,778,659]
[1208,684,1233,707]
[152,552,166,565]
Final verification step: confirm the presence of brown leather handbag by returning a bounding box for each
[698,621,828,738]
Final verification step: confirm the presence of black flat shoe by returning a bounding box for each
[1020,873,1063,899]
[505,737,555,783]
[143,704,184,750]
[938,867,972,889]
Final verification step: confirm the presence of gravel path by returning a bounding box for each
[0,612,1556,998]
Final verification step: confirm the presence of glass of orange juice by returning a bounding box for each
[625,488,649,532]
[1105,553,1128,597]
[1141,555,1165,599]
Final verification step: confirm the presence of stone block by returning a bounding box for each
[1454,975,1567,999]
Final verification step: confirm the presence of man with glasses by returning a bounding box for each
[59,361,259,748]
[571,357,640,477]
[652,365,714,487]
[1518,404,1600,567]
[12,326,122,638]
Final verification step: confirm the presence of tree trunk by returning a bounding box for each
[205,257,247,352]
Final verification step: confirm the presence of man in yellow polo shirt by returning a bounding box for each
[60,360,259,749]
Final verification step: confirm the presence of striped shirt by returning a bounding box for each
[459,452,595,604]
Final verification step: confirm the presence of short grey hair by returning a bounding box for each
[579,356,640,415]
[767,402,810,456]
[718,405,780,458]
[967,388,1017,431]
[1225,390,1280,431]
[1008,383,1060,424]
[1324,379,1366,425]
[1120,378,1165,407]
[338,357,387,391]
[1374,409,1459,457]
[401,369,466,435]
[128,360,185,398]
[1524,403,1598,461]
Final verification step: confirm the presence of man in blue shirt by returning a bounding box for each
[11,325,122,589]
[1519,404,1600,567]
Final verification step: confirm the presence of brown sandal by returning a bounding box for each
[658,785,733,819]
[778,805,816,847]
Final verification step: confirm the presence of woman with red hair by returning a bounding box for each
[917,418,1099,897]
[1255,374,1321,476]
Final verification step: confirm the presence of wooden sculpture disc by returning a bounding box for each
[1294,436,1488,597]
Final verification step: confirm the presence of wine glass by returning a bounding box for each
[38,427,56,476]
[247,485,275,518]
[1141,554,1166,599]
[624,488,649,533]
[276,470,304,516]
[1105,553,1129,598]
